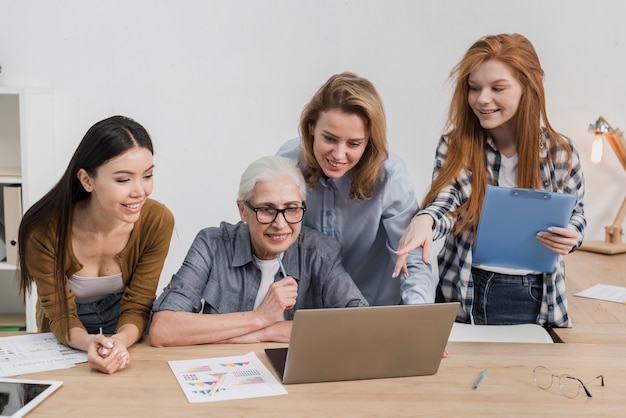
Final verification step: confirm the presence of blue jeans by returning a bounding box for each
[471,268,542,325]
[75,292,122,334]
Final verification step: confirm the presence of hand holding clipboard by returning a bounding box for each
[472,186,576,273]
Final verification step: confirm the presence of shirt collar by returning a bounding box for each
[232,222,255,268]
[318,171,353,195]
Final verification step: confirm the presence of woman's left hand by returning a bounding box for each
[536,226,579,255]
[88,334,130,374]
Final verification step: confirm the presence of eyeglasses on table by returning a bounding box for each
[533,365,604,398]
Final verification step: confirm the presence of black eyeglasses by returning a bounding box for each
[533,365,604,398]
[244,201,306,224]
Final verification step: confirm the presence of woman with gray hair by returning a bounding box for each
[150,155,367,347]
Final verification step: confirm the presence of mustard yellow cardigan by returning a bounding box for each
[24,198,174,345]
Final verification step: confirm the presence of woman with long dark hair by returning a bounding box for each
[18,115,174,373]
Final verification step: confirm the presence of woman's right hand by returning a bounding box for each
[87,334,130,374]
[256,277,298,322]
[393,215,434,278]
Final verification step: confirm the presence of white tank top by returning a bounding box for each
[68,272,125,304]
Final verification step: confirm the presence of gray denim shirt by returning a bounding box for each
[153,221,368,319]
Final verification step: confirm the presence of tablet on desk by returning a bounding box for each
[473,186,576,273]
[0,378,62,418]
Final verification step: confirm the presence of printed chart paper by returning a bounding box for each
[168,351,287,403]
[0,332,88,377]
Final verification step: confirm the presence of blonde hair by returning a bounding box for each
[298,72,388,200]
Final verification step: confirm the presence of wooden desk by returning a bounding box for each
[9,338,626,417]
[552,250,626,343]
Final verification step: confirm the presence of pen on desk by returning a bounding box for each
[473,369,488,390]
[276,254,288,278]
[210,374,226,396]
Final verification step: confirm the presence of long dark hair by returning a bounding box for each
[18,115,154,339]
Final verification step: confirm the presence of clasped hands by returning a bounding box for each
[88,334,130,375]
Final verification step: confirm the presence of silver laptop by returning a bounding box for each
[265,302,459,384]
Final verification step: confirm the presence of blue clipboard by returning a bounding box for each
[472,186,576,273]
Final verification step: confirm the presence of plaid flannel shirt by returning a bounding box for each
[419,129,586,327]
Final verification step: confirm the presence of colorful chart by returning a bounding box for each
[168,352,287,403]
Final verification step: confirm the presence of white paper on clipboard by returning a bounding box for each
[472,186,576,273]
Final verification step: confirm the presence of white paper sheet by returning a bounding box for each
[168,351,287,403]
[574,283,626,304]
[0,332,88,377]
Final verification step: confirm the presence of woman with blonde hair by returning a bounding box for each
[278,72,435,306]
[395,34,586,327]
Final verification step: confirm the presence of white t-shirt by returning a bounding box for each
[498,153,518,188]
[253,256,286,321]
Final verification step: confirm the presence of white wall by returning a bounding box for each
[1,0,624,294]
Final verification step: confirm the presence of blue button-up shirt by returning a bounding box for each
[278,138,436,306]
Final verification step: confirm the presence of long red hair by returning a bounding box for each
[422,33,571,234]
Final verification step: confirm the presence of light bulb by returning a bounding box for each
[590,133,604,164]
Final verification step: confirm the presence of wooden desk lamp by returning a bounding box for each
[579,116,626,255]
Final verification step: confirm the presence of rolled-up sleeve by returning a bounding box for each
[321,249,369,308]
[294,228,368,309]
[153,229,214,313]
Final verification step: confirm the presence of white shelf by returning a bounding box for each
[0,87,54,332]
[0,177,22,184]
[0,261,18,270]
[0,165,21,179]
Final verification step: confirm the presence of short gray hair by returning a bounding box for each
[238,155,306,202]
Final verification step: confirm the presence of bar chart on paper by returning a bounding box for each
[168,352,287,403]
